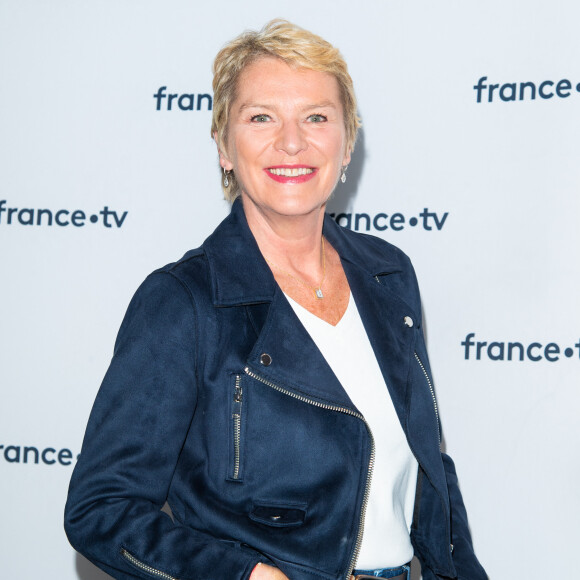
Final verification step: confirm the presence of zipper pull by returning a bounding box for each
[233,376,243,414]
[234,382,243,403]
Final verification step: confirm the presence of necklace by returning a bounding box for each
[266,237,327,299]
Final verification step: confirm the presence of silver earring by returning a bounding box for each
[340,166,347,183]
[223,168,230,188]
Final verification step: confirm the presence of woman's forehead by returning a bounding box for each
[233,57,342,108]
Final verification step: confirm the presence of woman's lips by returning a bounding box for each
[264,166,317,183]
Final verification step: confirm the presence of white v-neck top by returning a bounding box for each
[285,292,418,568]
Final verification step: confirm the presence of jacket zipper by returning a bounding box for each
[413,352,454,563]
[120,548,178,580]
[232,374,243,480]
[244,366,375,580]
[413,352,441,444]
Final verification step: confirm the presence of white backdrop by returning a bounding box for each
[1,1,579,578]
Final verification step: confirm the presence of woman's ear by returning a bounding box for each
[342,147,352,168]
[214,131,234,171]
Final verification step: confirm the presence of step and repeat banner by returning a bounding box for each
[1,1,578,578]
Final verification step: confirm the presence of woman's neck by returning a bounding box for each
[240,195,350,326]
[241,197,326,274]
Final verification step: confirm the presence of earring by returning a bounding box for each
[340,166,347,184]
[223,167,230,188]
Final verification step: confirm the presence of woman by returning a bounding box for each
[65,20,487,580]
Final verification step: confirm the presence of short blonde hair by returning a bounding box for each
[211,18,361,202]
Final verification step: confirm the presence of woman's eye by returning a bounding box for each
[308,114,327,123]
[251,114,270,123]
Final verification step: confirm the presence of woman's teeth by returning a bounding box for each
[268,167,314,177]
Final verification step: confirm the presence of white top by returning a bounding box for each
[285,292,418,568]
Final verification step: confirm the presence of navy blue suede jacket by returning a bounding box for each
[64,200,487,580]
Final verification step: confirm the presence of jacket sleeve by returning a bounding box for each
[404,253,487,580]
[441,453,488,580]
[415,454,487,580]
[64,272,262,580]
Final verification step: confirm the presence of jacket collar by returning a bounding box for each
[203,198,403,306]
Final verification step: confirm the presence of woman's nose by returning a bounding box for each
[273,121,307,156]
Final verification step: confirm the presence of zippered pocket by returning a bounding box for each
[120,548,179,580]
[228,374,245,481]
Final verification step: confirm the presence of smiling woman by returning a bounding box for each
[64,19,487,580]
[211,20,360,204]
[218,58,350,230]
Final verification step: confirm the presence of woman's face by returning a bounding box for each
[219,57,351,221]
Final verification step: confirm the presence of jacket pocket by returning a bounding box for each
[227,374,245,481]
[249,501,308,528]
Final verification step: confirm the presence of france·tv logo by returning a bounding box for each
[153,86,213,111]
[0,443,77,466]
[461,332,580,362]
[328,208,449,232]
[0,200,128,228]
[473,76,580,103]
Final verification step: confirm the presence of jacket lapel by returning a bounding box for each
[205,200,417,425]
[245,287,356,410]
[343,260,417,429]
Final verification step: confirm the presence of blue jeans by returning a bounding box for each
[352,564,411,578]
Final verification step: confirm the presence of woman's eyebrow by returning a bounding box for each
[237,101,338,112]
[237,102,276,111]
[303,101,337,109]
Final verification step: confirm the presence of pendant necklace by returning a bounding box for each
[266,237,327,300]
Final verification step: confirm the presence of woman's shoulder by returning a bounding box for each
[154,246,208,281]
[128,246,212,313]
